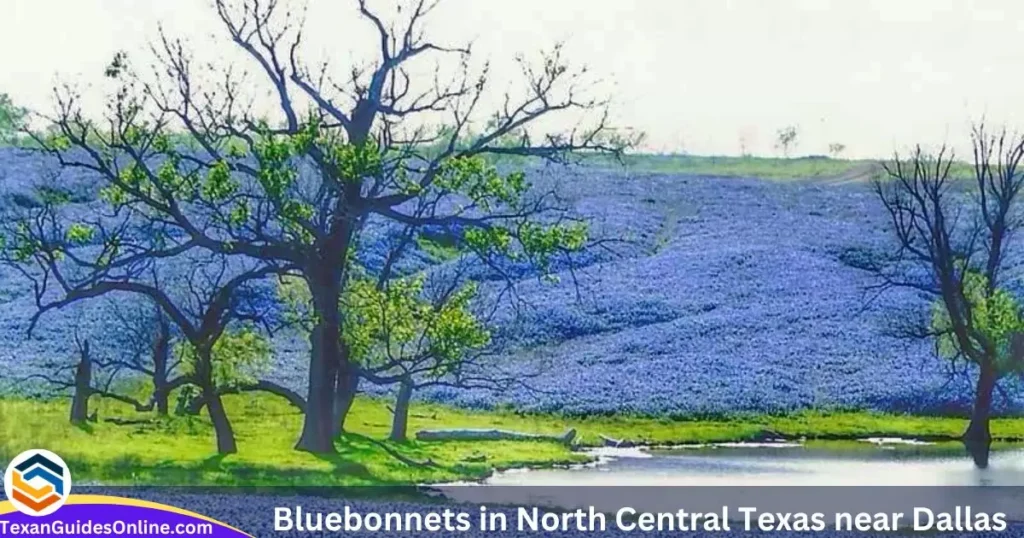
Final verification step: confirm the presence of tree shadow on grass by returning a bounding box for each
[85,458,382,487]
[48,420,400,486]
[201,454,226,468]
[53,446,402,488]
[334,432,498,486]
[5,397,480,489]
[338,433,434,464]
[73,421,95,434]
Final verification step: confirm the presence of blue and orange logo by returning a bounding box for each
[3,449,72,517]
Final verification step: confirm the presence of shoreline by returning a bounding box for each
[3,393,1020,488]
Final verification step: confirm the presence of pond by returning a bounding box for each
[485,441,1024,486]
[428,441,1024,522]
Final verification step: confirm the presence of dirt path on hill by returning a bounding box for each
[804,161,884,186]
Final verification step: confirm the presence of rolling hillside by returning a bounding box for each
[0,149,1014,417]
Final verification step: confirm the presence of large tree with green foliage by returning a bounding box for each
[873,124,1024,468]
[20,0,631,453]
[282,261,521,442]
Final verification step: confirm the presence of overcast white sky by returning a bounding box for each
[3,0,1024,158]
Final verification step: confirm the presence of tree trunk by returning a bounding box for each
[70,341,92,425]
[152,385,170,416]
[194,350,237,455]
[332,368,359,438]
[205,388,237,455]
[296,275,343,453]
[184,392,207,416]
[389,379,414,442]
[152,317,170,415]
[964,364,996,468]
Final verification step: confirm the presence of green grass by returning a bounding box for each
[398,401,1024,445]
[585,153,989,184]
[0,395,586,487]
[589,154,872,181]
[4,393,1024,487]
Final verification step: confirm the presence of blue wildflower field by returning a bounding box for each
[0,148,1011,417]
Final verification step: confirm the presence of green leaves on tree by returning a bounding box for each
[65,223,95,245]
[6,223,41,262]
[201,160,239,202]
[435,156,528,211]
[277,269,490,377]
[253,134,300,200]
[464,220,588,271]
[343,274,490,370]
[330,140,382,183]
[932,269,1024,373]
[177,327,272,389]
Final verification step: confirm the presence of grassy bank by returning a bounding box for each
[592,154,871,180]
[0,395,587,487]
[2,393,1022,486]
[585,154,980,183]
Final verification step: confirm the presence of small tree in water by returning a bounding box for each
[872,124,1024,468]
[930,269,1024,461]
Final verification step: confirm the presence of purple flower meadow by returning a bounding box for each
[0,149,1013,416]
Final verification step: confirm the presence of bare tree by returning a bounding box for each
[103,300,182,415]
[738,135,750,158]
[21,326,172,423]
[0,93,26,144]
[872,124,1024,468]
[828,143,846,159]
[775,125,799,157]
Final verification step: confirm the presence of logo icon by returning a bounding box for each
[3,449,71,516]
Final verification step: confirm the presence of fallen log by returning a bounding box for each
[416,428,577,445]
[599,434,637,448]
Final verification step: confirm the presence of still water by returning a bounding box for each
[484,441,1024,486]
